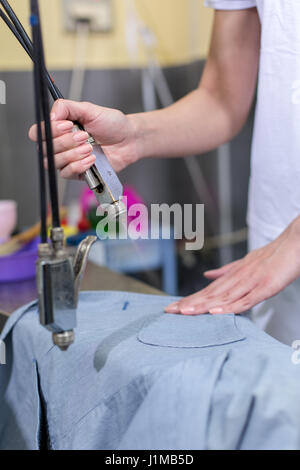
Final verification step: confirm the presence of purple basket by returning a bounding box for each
[0,237,39,283]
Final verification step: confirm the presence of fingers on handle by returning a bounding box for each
[53,144,93,170]
[59,155,96,179]
[29,119,74,142]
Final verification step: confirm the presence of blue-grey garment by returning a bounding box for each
[1,291,300,450]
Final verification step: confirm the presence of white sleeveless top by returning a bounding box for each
[205,0,300,239]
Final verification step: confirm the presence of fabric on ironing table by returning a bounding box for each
[1,291,300,450]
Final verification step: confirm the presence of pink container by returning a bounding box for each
[80,185,147,222]
[0,200,17,243]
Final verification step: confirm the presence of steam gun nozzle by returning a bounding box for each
[36,229,97,351]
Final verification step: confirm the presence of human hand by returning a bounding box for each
[165,217,300,315]
[28,99,139,179]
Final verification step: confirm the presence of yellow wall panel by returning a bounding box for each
[0,0,213,71]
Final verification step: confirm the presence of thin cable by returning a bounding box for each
[0,1,85,160]
[0,1,84,113]
[1,0,32,48]
[31,0,60,228]
[0,4,82,129]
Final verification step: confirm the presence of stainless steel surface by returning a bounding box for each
[50,227,65,255]
[84,166,101,190]
[38,242,51,258]
[53,330,75,351]
[37,255,77,335]
[84,142,123,207]
[73,235,97,300]
[36,230,98,350]
[72,124,124,211]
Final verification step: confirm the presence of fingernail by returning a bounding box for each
[73,131,89,142]
[165,302,179,313]
[76,144,93,156]
[167,302,179,309]
[209,307,224,315]
[181,307,195,315]
[50,112,56,121]
[57,121,73,131]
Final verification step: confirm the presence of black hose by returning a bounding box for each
[30,0,60,229]
[29,11,47,242]
[0,2,85,130]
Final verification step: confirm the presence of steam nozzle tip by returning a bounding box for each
[53,330,75,351]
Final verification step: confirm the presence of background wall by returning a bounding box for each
[0,0,213,70]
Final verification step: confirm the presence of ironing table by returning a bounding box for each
[2,289,300,450]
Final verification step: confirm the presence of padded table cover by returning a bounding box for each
[1,291,300,450]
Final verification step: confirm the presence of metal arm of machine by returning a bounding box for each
[36,230,97,351]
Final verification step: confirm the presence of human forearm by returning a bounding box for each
[128,86,241,161]
[129,9,260,161]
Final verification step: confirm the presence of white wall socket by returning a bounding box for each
[62,0,113,33]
